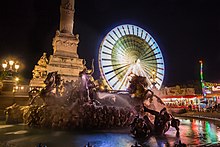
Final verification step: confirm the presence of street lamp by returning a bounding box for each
[15,77,19,82]
[1,59,21,92]
[14,64,20,72]
[9,60,14,70]
[2,62,7,71]
[1,60,19,72]
[1,59,20,81]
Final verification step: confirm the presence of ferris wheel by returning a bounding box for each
[98,24,165,90]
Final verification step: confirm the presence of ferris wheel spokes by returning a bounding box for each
[99,24,165,90]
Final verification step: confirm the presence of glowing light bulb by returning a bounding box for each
[2,63,7,70]
[9,60,14,66]
[15,64,20,71]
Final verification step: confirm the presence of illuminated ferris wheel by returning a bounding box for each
[98,24,165,90]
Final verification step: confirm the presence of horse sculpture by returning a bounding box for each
[127,74,165,110]
[29,71,61,105]
[130,105,180,138]
[128,75,180,138]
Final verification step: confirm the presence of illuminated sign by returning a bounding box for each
[212,86,220,92]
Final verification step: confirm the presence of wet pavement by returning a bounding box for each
[0,118,220,147]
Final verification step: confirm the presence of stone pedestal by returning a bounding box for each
[2,79,15,92]
[29,77,46,89]
[47,31,84,82]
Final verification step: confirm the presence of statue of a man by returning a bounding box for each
[38,53,48,67]
[79,59,95,102]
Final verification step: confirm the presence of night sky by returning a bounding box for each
[0,0,219,86]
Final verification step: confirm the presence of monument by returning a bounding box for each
[47,0,84,82]
[30,0,84,89]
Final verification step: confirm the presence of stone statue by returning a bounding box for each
[37,52,48,67]
[79,59,95,102]
[128,74,179,138]
[130,115,152,138]
[130,105,180,138]
[149,106,180,136]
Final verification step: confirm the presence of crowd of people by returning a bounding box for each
[165,102,220,113]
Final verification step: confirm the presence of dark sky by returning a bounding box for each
[0,0,219,86]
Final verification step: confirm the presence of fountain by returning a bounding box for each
[4,70,180,138]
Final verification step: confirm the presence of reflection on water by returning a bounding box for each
[0,118,220,147]
[177,118,220,146]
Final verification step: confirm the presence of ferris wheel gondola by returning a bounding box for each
[98,24,165,90]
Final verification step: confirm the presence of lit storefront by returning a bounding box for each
[156,85,199,110]
[200,82,220,108]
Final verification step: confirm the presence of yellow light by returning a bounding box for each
[100,85,104,90]
[9,60,14,66]
[15,64,20,70]
[15,77,19,82]
[2,63,7,69]
[21,86,24,90]
[136,59,140,64]
[152,70,156,75]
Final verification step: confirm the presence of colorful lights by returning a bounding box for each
[199,60,206,96]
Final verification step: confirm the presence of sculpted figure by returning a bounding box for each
[128,75,163,104]
[38,53,48,67]
[79,59,95,102]
[29,71,61,105]
[129,101,180,137]
[142,105,180,136]
[32,69,40,79]
[143,106,171,135]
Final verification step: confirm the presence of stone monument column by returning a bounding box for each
[60,0,75,34]
[30,0,84,88]
[46,0,84,82]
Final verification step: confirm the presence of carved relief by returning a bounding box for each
[64,9,72,15]
[62,1,73,10]
[54,39,77,47]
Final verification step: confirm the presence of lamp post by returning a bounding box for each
[1,59,20,80]
[1,60,19,71]
[14,64,20,72]
[9,60,14,70]
[1,59,21,93]
[2,62,7,71]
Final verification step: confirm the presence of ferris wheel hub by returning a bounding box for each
[136,59,140,64]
